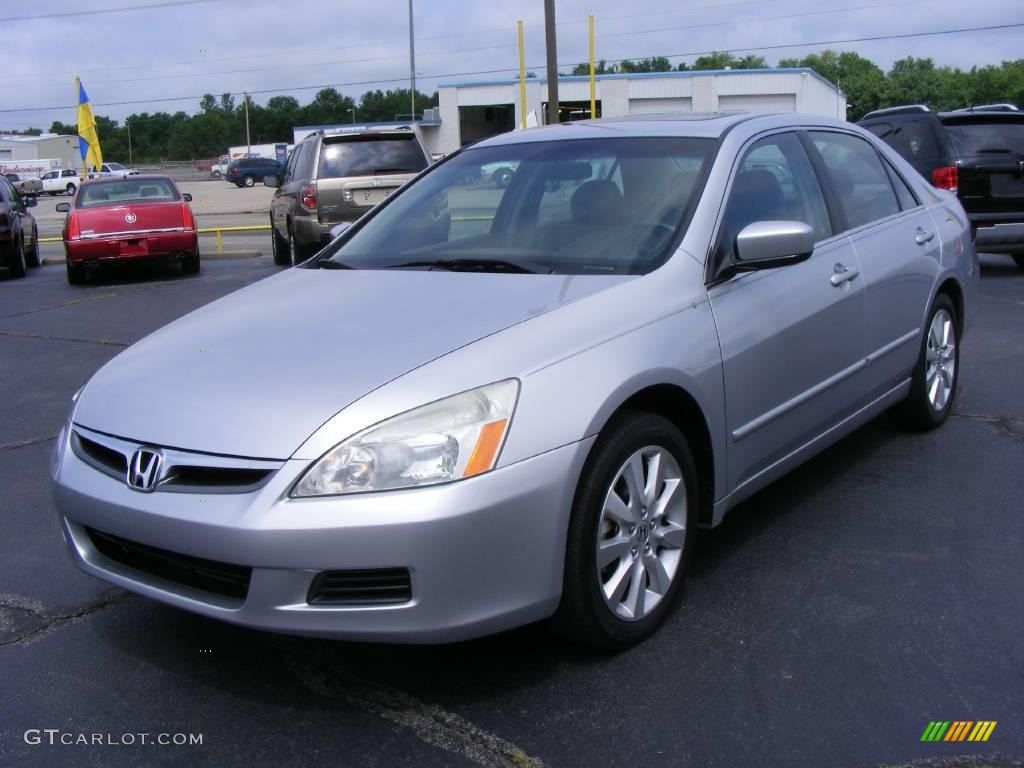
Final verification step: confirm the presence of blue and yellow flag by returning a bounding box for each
[76,78,103,172]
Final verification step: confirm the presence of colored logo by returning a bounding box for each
[921,721,997,742]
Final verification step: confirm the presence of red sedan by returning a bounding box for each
[57,175,199,284]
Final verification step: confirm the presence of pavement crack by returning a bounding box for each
[951,412,1024,444]
[0,433,57,451]
[278,640,545,768]
[0,590,129,648]
[0,329,128,347]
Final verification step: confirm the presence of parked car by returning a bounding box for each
[266,127,429,265]
[4,173,42,197]
[95,162,141,178]
[859,104,1024,268]
[225,156,283,188]
[56,175,199,284]
[40,168,86,196]
[52,113,976,649]
[0,174,39,277]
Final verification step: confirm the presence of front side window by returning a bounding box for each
[716,132,832,263]
[42,171,57,180]
[810,131,901,230]
[319,137,715,275]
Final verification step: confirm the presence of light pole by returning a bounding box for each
[349,108,356,124]
[244,92,251,155]
[126,118,133,165]
[408,0,417,122]
[544,0,559,125]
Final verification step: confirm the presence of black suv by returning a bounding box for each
[858,104,1024,268]
[225,156,284,188]
[0,174,39,279]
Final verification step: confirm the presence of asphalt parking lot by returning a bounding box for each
[0,254,1021,768]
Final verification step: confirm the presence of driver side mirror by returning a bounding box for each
[24,196,37,208]
[56,202,71,213]
[182,193,192,202]
[735,221,814,270]
[263,175,280,188]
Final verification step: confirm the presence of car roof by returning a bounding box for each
[472,112,853,148]
[82,174,177,185]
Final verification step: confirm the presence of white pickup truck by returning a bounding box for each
[39,168,86,196]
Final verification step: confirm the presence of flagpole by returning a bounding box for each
[76,75,87,179]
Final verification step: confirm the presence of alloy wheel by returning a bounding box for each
[596,446,687,621]
[925,308,956,411]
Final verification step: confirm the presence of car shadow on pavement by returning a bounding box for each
[68,262,196,287]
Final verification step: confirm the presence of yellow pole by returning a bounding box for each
[589,15,596,119]
[216,230,223,253]
[518,20,527,130]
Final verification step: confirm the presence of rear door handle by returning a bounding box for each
[915,228,935,245]
[830,263,859,287]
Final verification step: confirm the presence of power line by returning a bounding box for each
[0,0,227,23]
[0,21,1020,115]
[0,0,935,90]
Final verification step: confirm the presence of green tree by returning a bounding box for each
[778,50,890,120]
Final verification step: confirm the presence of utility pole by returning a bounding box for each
[244,92,251,156]
[409,0,416,122]
[544,0,559,125]
[127,119,133,165]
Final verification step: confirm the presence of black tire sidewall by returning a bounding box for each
[556,411,699,649]
[897,294,960,429]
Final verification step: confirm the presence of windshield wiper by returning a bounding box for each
[382,257,554,274]
[312,259,355,270]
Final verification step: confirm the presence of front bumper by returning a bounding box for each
[52,427,592,643]
[66,231,198,264]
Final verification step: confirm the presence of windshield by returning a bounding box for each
[318,137,714,275]
[945,120,1024,156]
[78,178,178,206]
[106,162,126,170]
[318,134,429,178]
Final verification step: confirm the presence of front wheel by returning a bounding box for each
[26,225,40,267]
[243,174,255,188]
[271,218,290,266]
[553,411,698,650]
[8,236,27,278]
[890,294,959,430]
[493,167,513,188]
[66,183,76,196]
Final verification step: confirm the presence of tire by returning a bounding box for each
[66,259,85,284]
[243,175,255,188]
[288,226,313,266]
[889,293,959,430]
[66,183,76,196]
[1013,254,1024,269]
[271,218,290,266]
[182,248,200,275]
[493,167,513,189]
[8,236,27,278]
[553,411,698,650]
[26,225,40,268]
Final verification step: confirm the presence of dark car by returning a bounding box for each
[225,156,283,188]
[859,104,1024,268]
[0,174,39,278]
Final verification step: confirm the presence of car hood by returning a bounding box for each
[74,268,631,458]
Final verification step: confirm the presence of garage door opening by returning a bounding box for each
[542,101,602,123]
[458,105,515,146]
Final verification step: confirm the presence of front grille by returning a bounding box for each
[86,527,251,601]
[70,427,281,493]
[74,432,128,477]
[307,569,412,606]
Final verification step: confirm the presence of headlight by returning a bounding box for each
[292,380,519,497]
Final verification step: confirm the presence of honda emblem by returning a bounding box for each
[127,448,162,492]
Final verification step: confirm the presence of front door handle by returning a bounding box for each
[830,263,860,287]
[915,228,935,245]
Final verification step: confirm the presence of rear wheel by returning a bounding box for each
[243,174,255,188]
[553,411,697,650]
[289,226,314,266]
[26,225,40,267]
[493,167,514,189]
[8,236,27,278]
[65,183,76,196]
[66,258,84,284]
[1013,254,1024,269]
[271,218,290,266]
[890,294,959,430]
[182,248,200,275]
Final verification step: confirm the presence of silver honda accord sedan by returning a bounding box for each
[52,113,978,649]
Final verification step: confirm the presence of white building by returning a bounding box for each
[423,68,846,156]
[0,134,79,175]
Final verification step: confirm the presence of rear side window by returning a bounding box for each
[892,120,939,160]
[943,120,1024,156]
[864,122,893,142]
[882,159,919,210]
[810,131,901,230]
[318,134,427,179]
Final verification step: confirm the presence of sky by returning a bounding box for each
[0,0,1021,132]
